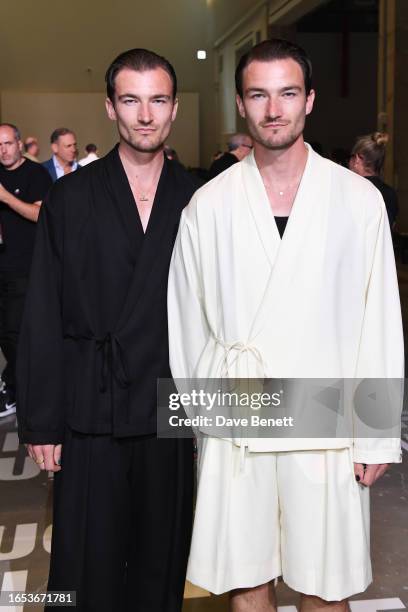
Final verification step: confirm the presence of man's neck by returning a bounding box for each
[254,136,308,185]
[118,140,164,182]
[5,156,25,171]
[54,154,72,169]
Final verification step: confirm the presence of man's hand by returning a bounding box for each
[354,462,389,486]
[26,444,62,472]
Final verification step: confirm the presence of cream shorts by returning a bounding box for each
[187,437,372,600]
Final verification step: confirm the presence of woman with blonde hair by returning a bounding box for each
[349,132,398,229]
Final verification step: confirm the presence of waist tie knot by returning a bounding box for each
[214,338,267,378]
[95,333,130,393]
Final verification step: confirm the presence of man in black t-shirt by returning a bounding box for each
[0,123,52,417]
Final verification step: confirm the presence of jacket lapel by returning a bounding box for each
[104,145,144,253]
[241,151,281,268]
[115,155,176,332]
[242,144,333,341]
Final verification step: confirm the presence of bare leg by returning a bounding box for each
[229,581,277,612]
[300,594,350,612]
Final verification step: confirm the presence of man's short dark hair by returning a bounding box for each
[85,143,97,153]
[105,48,177,103]
[0,123,21,141]
[50,128,74,144]
[235,38,313,98]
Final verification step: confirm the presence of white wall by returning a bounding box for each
[214,3,268,145]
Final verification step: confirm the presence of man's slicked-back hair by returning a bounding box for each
[105,48,178,103]
[235,38,313,98]
[0,123,21,141]
[50,127,74,144]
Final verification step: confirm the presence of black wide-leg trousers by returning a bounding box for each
[47,429,194,612]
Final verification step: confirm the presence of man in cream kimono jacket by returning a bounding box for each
[168,39,404,612]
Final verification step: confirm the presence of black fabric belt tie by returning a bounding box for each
[96,333,130,393]
[65,333,130,393]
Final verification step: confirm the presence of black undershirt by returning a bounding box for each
[275,216,289,238]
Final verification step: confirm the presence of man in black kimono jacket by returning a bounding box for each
[17,49,197,611]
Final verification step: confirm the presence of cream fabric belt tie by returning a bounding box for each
[213,337,269,474]
[214,338,267,379]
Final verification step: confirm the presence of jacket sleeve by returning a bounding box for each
[168,204,210,381]
[353,189,404,464]
[17,182,65,444]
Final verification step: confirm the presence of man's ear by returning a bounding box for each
[51,142,58,155]
[305,89,315,116]
[236,94,246,119]
[105,97,117,122]
[171,97,179,123]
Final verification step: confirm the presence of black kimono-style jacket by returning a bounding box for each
[17,145,198,445]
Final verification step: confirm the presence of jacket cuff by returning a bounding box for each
[18,429,64,445]
[352,447,402,464]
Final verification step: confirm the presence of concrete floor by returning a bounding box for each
[1,267,407,612]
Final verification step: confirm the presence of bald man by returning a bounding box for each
[0,123,52,417]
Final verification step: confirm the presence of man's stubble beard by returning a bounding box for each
[122,125,170,155]
[127,139,164,154]
[1,156,21,169]
[247,115,306,152]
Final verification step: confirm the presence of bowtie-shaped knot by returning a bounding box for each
[215,338,267,378]
[96,333,130,393]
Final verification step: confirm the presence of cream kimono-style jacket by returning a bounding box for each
[168,144,404,463]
